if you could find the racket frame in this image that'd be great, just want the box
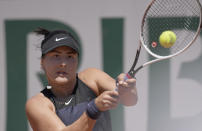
[127,0,202,78]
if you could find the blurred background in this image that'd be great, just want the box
[0,0,202,131]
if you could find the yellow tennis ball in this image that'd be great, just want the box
[159,31,176,48]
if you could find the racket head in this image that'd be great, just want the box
[140,0,202,59]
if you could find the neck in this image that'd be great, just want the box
[49,78,77,98]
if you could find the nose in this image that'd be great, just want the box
[60,62,66,67]
[60,58,67,67]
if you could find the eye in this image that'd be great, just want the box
[50,54,60,59]
[66,54,75,59]
[68,55,73,58]
[54,54,59,58]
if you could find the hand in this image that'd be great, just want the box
[95,90,119,111]
[116,73,136,95]
[116,73,138,106]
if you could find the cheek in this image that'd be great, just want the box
[73,59,79,69]
[68,60,78,71]
[42,61,56,74]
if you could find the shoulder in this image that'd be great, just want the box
[78,68,103,77]
[25,93,65,131]
[25,93,55,115]
[78,68,116,94]
[78,68,110,83]
[77,68,101,95]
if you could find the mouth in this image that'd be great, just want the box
[57,71,68,77]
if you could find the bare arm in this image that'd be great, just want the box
[79,68,138,107]
[96,70,138,106]
[25,94,96,131]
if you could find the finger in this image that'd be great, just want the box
[116,73,125,82]
[103,100,119,109]
[126,78,136,88]
[106,103,118,110]
[103,94,119,103]
[125,78,136,84]
[117,80,128,87]
[118,78,136,88]
[107,90,119,97]
[103,100,119,106]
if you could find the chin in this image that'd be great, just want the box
[55,77,69,84]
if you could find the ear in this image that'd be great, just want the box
[40,59,44,70]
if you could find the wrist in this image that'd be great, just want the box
[86,99,102,120]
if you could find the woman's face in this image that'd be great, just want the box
[41,46,78,85]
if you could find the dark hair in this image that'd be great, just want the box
[34,27,50,37]
[34,27,79,57]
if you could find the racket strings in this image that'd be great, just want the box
[172,31,194,53]
[141,0,201,57]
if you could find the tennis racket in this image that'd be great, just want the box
[124,0,202,80]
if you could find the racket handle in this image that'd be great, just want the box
[115,73,133,91]
[124,73,133,81]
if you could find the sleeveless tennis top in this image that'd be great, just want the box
[41,76,112,131]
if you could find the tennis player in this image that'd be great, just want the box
[25,28,138,131]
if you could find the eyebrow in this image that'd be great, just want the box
[50,50,76,54]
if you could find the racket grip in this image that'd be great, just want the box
[124,73,133,81]
[115,73,132,91]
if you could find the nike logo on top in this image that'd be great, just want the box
[55,37,67,42]
[64,97,73,106]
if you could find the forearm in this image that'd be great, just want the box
[30,111,96,131]
[26,94,99,131]
[62,112,96,131]
[62,100,100,131]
